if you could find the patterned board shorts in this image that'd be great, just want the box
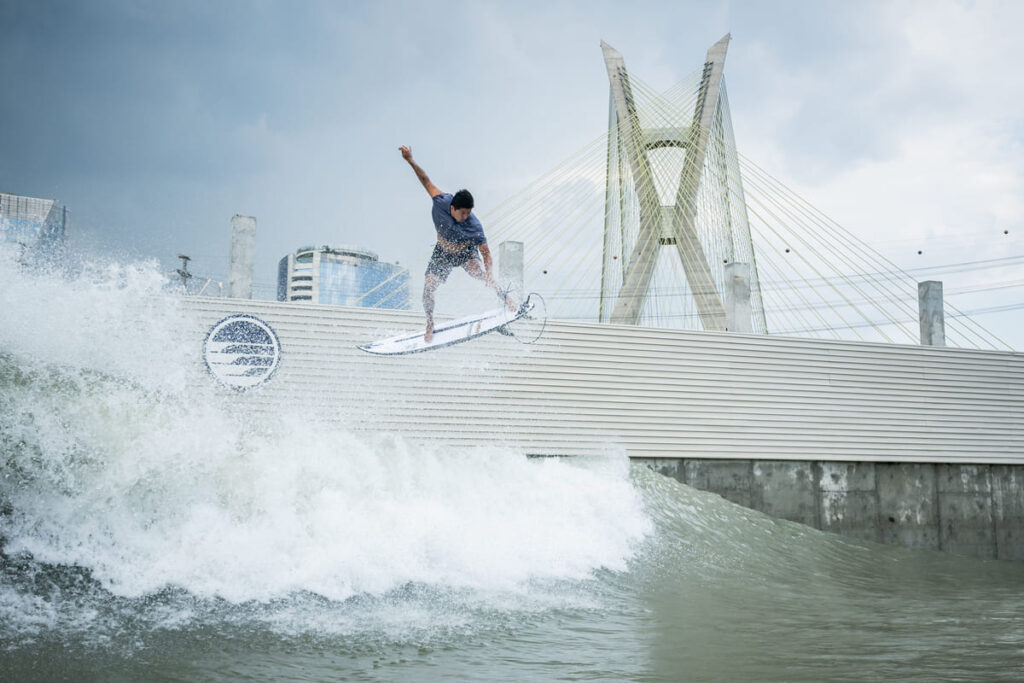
[425,243,481,282]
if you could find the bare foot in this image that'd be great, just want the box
[424,320,434,343]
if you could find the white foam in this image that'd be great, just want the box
[0,248,652,605]
[0,247,194,393]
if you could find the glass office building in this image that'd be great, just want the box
[277,245,410,309]
[1,192,67,249]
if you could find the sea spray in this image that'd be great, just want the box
[3,401,652,603]
[0,249,193,394]
[0,247,652,641]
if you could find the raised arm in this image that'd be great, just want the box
[398,146,442,198]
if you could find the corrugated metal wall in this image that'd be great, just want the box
[186,297,1024,464]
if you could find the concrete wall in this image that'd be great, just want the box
[639,458,1024,561]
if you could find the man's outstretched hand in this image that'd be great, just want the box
[400,146,441,197]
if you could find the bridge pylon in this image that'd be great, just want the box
[600,35,765,333]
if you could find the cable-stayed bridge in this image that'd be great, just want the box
[360,35,1011,351]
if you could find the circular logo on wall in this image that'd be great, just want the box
[203,315,282,390]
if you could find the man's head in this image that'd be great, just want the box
[449,189,474,222]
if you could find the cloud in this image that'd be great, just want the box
[729,2,1024,263]
[1,0,1021,345]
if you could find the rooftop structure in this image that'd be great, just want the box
[0,191,67,251]
[277,245,409,309]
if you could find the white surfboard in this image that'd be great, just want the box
[358,296,536,356]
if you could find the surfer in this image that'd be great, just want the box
[399,145,508,342]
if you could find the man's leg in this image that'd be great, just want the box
[464,258,518,311]
[423,273,441,342]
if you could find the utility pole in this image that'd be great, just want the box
[176,253,193,292]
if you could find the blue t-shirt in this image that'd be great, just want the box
[431,193,487,246]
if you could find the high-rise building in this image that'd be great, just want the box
[0,192,67,249]
[277,245,410,309]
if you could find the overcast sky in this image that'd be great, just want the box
[2,0,1022,347]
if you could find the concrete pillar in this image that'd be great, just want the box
[918,280,945,346]
[498,240,524,296]
[229,215,256,299]
[724,262,752,333]
[601,41,664,326]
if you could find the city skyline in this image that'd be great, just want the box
[1,0,1021,347]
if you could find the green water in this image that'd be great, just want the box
[3,466,1022,682]
[1,254,1021,681]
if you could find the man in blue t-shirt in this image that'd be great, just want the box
[399,145,506,342]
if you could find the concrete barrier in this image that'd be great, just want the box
[640,458,1024,561]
